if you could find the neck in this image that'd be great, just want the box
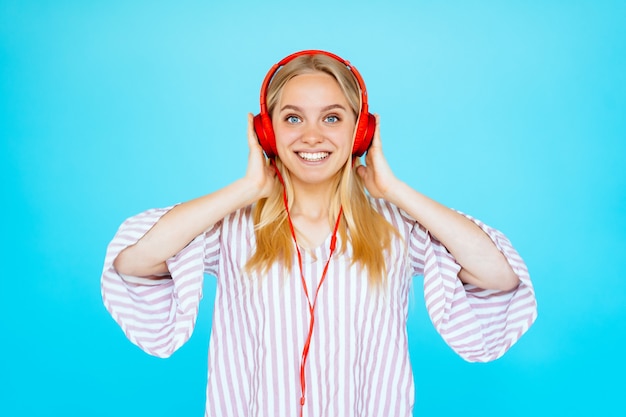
[271,159,342,222]
[290,181,336,220]
[286,184,344,251]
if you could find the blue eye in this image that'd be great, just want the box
[286,115,301,124]
[325,115,340,123]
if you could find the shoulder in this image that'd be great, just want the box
[368,197,415,225]
[219,204,255,228]
[366,197,420,241]
[202,205,255,239]
[205,205,255,250]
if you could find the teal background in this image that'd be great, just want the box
[1,1,624,416]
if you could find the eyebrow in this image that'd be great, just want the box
[279,104,348,113]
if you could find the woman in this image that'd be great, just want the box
[102,50,537,417]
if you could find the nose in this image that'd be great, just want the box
[300,122,324,145]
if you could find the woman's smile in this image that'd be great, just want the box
[297,151,330,162]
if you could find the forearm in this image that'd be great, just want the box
[386,181,519,291]
[114,178,260,277]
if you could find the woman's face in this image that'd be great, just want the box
[272,71,357,189]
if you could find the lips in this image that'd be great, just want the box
[297,151,330,162]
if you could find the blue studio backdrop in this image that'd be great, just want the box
[1,1,624,416]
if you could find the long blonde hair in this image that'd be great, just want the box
[245,54,398,286]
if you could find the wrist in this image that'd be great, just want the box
[233,177,262,206]
[381,177,405,203]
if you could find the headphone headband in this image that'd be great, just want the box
[254,50,376,158]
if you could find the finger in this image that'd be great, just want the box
[266,164,277,178]
[247,113,256,142]
[247,113,263,151]
[356,164,365,179]
[365,114,382,159]
[371,113,382,148]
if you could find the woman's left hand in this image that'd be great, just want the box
[359,116,519,291]
[356,115,400,199]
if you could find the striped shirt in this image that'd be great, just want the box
[101,198,537,417]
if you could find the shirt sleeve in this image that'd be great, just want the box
[408,212,537,362]
[100,206,221,358]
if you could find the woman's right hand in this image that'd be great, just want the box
[244,113,276,200]
[114,114,277,278]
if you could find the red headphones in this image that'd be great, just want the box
[253,50,376,158]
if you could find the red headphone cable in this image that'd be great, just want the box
[272,161,343,416]
[292,208,342,416]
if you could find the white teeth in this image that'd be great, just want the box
[298,152,329,161]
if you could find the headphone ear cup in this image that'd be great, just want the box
[253,113,276,158]
[352,113,376,156]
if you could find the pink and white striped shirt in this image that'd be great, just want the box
[101,198,536,417]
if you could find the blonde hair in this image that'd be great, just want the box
[245,54,398,286]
